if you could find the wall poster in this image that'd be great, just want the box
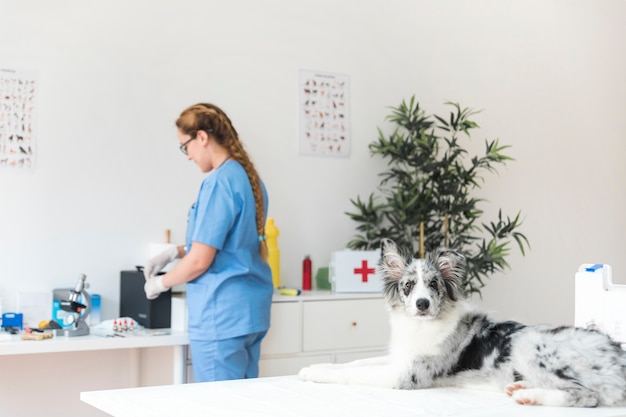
[0,68,38,170]
[298,69,350,157]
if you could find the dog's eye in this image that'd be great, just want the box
[403,281,414,295]
[429,280,438,289]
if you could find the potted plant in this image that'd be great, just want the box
[346,96,530,296]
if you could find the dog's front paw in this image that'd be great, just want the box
[506,381,542,405]
[505,380,528,396]
[509,387,591,407]
[298,363,336,383]
[511,389,539,406]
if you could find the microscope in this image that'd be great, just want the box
[58,274,92,337]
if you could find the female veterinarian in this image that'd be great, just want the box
[143,103,273,382]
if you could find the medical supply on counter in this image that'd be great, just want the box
[302,255,312,291]
[21,328,53,340]
[90,294,101,325]
[279,288,301,296]
[315,267,331,290]
[90,317,142,337]
[2,312,23,330]
[111,318,135,333]
[330,250,384,293]
[38,319,61,330]
[265,218,280,288]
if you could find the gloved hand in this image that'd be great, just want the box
[144,275,168,300]
[143,246,179,280]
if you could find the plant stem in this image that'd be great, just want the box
[444,213,449,247]
[419,221,425,259]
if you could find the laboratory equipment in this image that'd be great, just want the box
[57,273,92,337]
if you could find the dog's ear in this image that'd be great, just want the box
[433,247,465,301]
[379,238,406,280]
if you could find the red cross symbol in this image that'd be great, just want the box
[354,260,376,283]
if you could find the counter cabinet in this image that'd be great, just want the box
[259,291,390,377]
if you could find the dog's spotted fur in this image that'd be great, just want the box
[299,239,626,407]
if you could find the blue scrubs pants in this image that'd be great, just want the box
[190,330,268,382]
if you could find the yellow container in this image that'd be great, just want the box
[265,218,280,288]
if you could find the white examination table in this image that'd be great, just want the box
[81,375,626,417]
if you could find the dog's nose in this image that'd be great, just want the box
[416,298,430,311]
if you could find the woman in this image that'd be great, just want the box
[143,103,273,382]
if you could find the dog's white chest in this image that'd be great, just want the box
[388,310,460,358]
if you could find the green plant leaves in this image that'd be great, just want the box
[345,97,530,296]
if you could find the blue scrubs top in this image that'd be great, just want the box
[185,160,273,341]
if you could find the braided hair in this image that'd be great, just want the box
[175,103,268,261]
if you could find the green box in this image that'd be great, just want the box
[315,267,331,290]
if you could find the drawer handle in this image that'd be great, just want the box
[351,322,357,327]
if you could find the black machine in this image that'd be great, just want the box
[120,267,171,329]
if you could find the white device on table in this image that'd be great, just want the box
[575,263,626,345]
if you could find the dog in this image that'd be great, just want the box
[299,239,626,407]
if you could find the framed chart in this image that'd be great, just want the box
[0,68,38,170]
[298,69,350,157]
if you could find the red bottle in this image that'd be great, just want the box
[302,255,312,291]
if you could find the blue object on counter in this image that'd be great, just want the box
[2,312,23,330]
[585,264,604,272]
[90,294,101,325]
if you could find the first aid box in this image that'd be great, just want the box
[329,250,384,293]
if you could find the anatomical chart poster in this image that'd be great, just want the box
[298,69,350,157]
[0,68,37,170]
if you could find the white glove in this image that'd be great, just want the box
[144,246,179,280]
[144,275,168,300]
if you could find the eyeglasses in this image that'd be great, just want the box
[179,135,196,155]
[179,129,213,155]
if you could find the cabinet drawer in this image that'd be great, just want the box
[302,298,389,352]
[261,302,301,356]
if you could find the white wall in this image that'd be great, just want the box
[1,0,625,329]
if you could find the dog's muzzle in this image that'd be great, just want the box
[416,298,430,312]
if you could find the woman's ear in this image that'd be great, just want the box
[196,129,211,144]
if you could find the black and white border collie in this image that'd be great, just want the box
[299,239,626,407]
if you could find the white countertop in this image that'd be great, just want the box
[271,289,384,302]
[0,330,189,356]
[0,290,377,355]
[81,375,626,417]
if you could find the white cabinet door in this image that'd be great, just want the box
[302,298,389,351]
[261,302,301,356]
